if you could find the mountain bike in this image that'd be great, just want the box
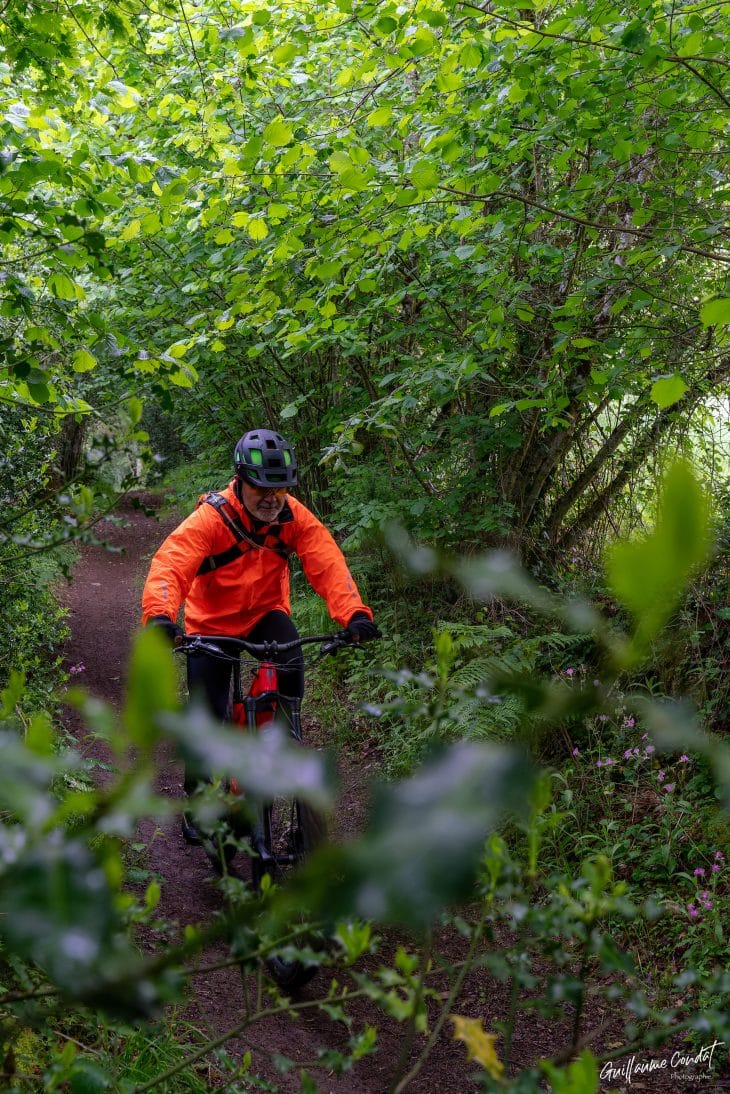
[175,630,354,990]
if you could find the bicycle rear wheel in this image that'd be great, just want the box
[251,796,326,991]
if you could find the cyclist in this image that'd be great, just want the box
[141,428,379,843]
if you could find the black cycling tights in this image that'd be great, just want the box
[186,609,305,722]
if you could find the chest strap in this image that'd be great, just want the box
[196,492,292,576]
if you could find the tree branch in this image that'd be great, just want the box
[438,185,730,264]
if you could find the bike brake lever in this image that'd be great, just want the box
[175,637,227,658]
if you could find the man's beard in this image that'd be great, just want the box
[249,497,284,522]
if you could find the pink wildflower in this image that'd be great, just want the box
[693,868,705,877]
[645,745,655,755]
[679,754,690,763]
[598,714,608,722]
[596,760,603,768]
[69,662,86,675]
[572,747,580,757]
[687,904,699,919]
[663,784,675,793]
[657,770,665,782]
[625,717,636,728]
[633,748,640,756]
[624,749,633,760]
[711,864,721,873]
[604,757,614,766]
[565,667,575,677]
[714,851,724,861]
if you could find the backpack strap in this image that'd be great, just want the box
[196,492,292,576]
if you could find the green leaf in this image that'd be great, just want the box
[606,462,712,658]
[247,218,268,241]
[409,28,438,56]
[48,272,82,300]
[329,149,352,174]
[126,396,143,425]
[72,348,97,373]
[459,42,482,69]
[699,297,730,327]
[272,43,298,64]
[541,1049,599,1093]
[366,106,393,127]
[263,118,293,148]
[67,1058,114,1092]
[650,374,688,409]
[168,367,196,388]
[410,158,439,191]
[123,628,179,750]
[120,219,141,241]
[26,711,54,755]
[375,16,398,33]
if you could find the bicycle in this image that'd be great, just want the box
[174,629,356,990]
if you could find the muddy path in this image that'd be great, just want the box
[58,493,686,1093]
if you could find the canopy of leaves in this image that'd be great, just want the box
[1,0,728,559]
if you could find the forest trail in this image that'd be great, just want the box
[58,491,637,1093]
[57,491,481,1092]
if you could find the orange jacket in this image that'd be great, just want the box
[141,483,372,635]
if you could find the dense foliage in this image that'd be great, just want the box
[2,0,729,550]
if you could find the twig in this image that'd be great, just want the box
[438,185,730,264]
[387,931,433,1094]
[132,988,370,1092]
[394,920,484,1093]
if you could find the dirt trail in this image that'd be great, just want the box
[58,493,483,1091]
[58,493,689,1093]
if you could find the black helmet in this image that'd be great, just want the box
[234,429,298,488]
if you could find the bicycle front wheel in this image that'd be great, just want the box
[251,796,326,991]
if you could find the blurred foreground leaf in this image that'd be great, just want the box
[160,706,336,809]
[0,835,175,1016]
[0,729,81,831]
[540,1049,599,1092]
[123,627,179,750]
[606,461,712,661]
[286,741,534,928]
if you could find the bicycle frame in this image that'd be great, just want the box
[230,657,305,878]
[176,632,348,881]
[230,657,303,742]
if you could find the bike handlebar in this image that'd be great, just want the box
[174,631,356,660]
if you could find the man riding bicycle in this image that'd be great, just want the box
[141,428,379,843]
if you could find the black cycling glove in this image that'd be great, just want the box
[147,614,182,644]
[345,612,381,643]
